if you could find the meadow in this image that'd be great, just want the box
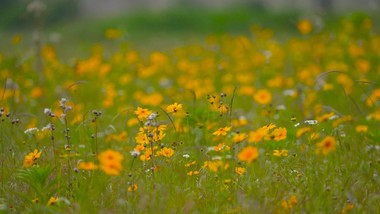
[0,10,379,213]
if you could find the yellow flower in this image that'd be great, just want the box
[316,112,335,123]
[32,198,39,203]
[212,126,232,137]
[185,160,196,167]
[238,146,259,164]
[341,204,354,214]
[22,158,35,168]
[77,162,98,170]
[271,127,287,142]
[203,160,229,172]
[281,195,297,210]
[100,162,123,176]
[273,150,288,157]
[160,147,174,158]
[296,127,311,138]
[233,133,247,143]
[47,196,59,206]
[12,34,22,45]
[128,184,138,192]
[298,19,313,35]
[262,123,276,130]
[317,136,337,155]
[134,107,152,120]
[166,102,183,115]
[98,149,124,175]
[235,167,245,175]
[98,149,124,164]
[356,125,368,133]
[248,128,268,143]
[26,149,42,160]
[253,89,272,105]
[30,87,43,98]
[104,29,122,39]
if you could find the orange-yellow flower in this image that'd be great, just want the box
[317,136,337,155]
[166,102,183,115]
[356,125,368,133]
[298,19,313,35]
[281,195,297,209]
[26,149,42,160]
[47,196,59,206]
[128,184,138,192]
[160,147,174,158]
[235,167,245,175]
[316,112,335,123]
[233,133,247,143]
[248,128,268,143]
[238,146,259,164]
[271,127,287,141]
[98,149,124,175]
[253,89,272,105]
[296,127,311,138]
[134,107,152,120]
[212,126,232,137]
[77,162,98,170]
[273,150,288,157]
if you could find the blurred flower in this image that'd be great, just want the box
[105,29,123,39]
[235,167,245,175]
[254,89,272,105]
[281,195,297,209]
[47,196,58,206]
[356,125,368,133]
[271,127,287,141]
[77,162,98,170]
[298,19,313,35]
[316,136,337,155]
[248,128,268,143]
[98,149,124,175]
[273,150,288,157]
[12,34,22,45]
[238,146,258,164]
[128,184,138,192]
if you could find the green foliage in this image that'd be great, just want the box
[15,166,58,208]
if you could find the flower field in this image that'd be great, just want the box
[0,12,379,213]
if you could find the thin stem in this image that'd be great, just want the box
[64,117,72,197]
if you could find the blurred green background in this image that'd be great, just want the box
[1,0,379,58]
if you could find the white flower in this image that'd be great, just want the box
[64,106,72,113]
[41,123,53,131]
[60,113,66,118]
[183,154,190,158]
[276,105,286,110]
[329,115,339,120]
[59,98,67,106]
[304,120,318,125]
[211,156,222,160]
[24,128,39,135]
[294,123,300,127]
[130,150,140,157]
[44,108,52,115]
[283,89,296,96]
[147,113,157,120]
